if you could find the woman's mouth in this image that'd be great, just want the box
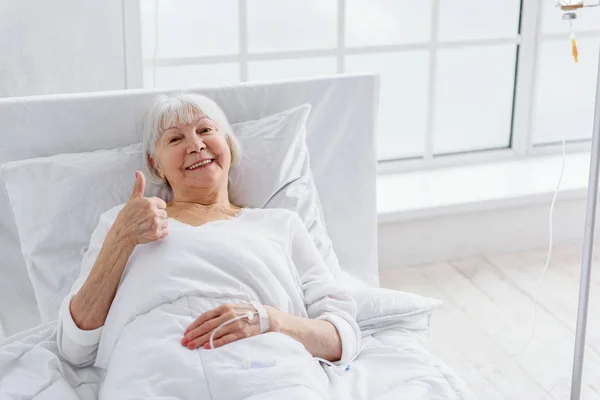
[185,159,214,170]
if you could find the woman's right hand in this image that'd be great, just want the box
[113,171,169,246]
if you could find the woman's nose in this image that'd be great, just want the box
[186,136,206,153]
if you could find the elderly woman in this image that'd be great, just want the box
[56,94,360,399]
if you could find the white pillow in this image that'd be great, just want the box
[338,271,442,335]
[228,104,340,277]
[1,104,340,322]
[352,287,442,334]
[0,144,163,322]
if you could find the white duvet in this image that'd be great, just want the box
[0,322,474,400]
[0,205,474,399]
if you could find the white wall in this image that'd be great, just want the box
[0,0,127,98]
[378,195,589,269]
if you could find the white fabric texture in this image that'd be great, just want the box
[228,104,342,278]
[0,76,380,336]
[0,322,474,400]
[1,105,340,323]
[0,145,163,322]
[352,287,442,335]
[57,205,360,398]
[337,270,443,336]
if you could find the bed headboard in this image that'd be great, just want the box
[0,73,380,304]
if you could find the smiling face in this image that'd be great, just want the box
[149,113,232,197]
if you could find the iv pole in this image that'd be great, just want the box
[558,2,600,398]
[570,44,600,399]
[553,2,600,398]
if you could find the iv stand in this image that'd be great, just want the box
[569,45,600,400]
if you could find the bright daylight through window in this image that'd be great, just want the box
[139,0,598,164]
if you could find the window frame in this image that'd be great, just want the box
[123,0,594,174]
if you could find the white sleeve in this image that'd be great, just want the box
[56,212,112,367]
[288,213,361,366]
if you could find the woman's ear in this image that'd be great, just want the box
[149,155,165,180]
[148,154,157,171]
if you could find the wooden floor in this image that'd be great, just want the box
[379,244,600,400]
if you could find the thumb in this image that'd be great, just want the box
[130,171,146,199]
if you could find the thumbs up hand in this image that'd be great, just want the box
[115,171,169,246]
[130,170,146,200]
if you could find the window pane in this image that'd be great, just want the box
[346,51,429,160]
[140,0,157,61]
[248,57,337,81]
[153,63,239,89]
[143,65,155,89]
[433,44,516,154]
[345,0,431,47]
[439,0,520,41]
[532,38,600,145]
[247,0,337,53]
[140,0,238,59]
[542,1,600,35]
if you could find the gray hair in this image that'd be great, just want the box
[141,93,242,185]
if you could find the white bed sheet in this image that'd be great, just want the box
[0,322,473,400]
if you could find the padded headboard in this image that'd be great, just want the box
[0,73,380,305]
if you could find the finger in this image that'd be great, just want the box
[184,317,242,349]
[150,197,167,210]
[210,333,244,349]
[157,209,168,219]
[185,305,226,335]
[158,226,168,239]
[130,171,146,200]
[183,313,231,345]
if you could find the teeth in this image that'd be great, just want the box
[187,159,212,170]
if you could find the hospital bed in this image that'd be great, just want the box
[0,74,473,399]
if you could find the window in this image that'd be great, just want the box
[132,0,600,166]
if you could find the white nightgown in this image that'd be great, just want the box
[56,205,360,400]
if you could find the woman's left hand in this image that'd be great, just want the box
[181,303,279,350]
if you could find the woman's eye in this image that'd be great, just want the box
[198,128,211,134]
[168,137,180,144]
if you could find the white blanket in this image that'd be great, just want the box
[0,322,104,400]
[0,206,474,399]
[0,322,474,399]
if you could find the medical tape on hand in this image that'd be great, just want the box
[208,301,270,349]
[250,300,270,334]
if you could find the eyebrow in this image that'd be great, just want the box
[164,116,209,132]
